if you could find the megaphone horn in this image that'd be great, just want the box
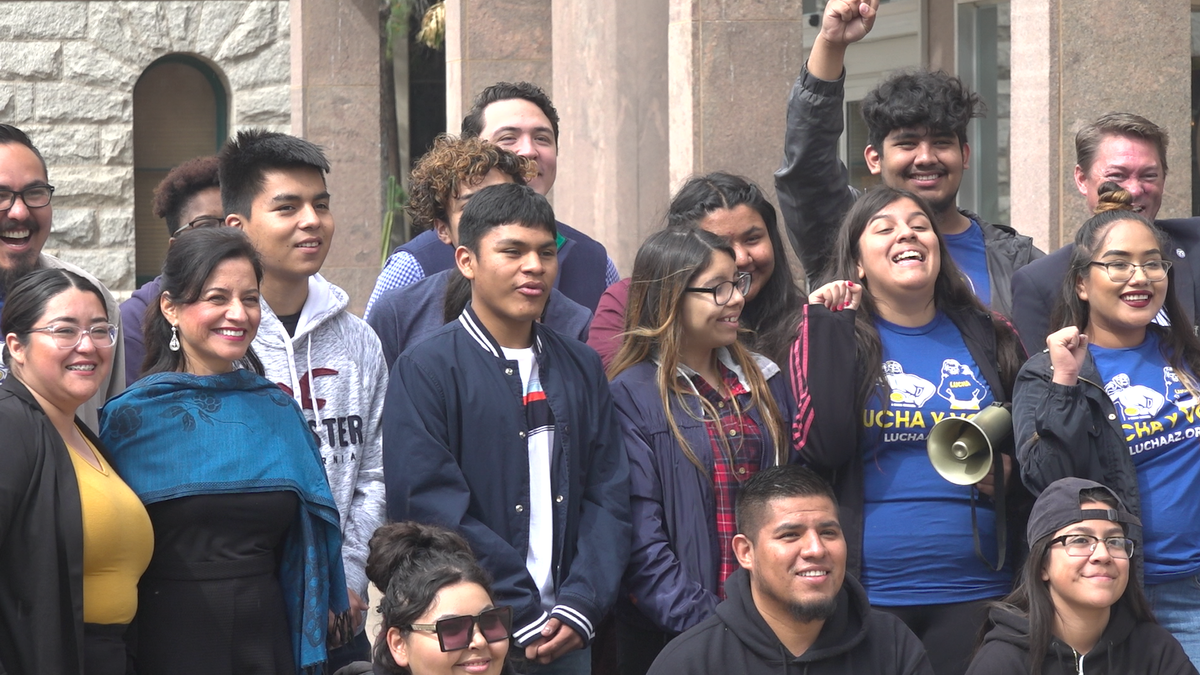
[926,402,1012,486]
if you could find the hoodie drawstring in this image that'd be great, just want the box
[305,333,320,440]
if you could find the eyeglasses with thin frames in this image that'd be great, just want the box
[684,272,752,306]
[174,215,225,236]
[27,324,118,349]
[0,185,54,211]
[1048,533,1135,559]
[1088,260,1171,283]
[408,606,513,652]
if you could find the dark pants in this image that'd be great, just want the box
[326,630,372,674]
[84,623,131,675]
[615,618,676,675]
[878,599,991,675]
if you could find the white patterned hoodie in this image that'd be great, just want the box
[253,274,388,604]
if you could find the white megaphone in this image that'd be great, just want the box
[926,402,1012,485]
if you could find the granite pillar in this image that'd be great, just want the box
[291,0,384,315]
[1011,0,1192,251]
[551,0,670,274]
[445,0,552,133]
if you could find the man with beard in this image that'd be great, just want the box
[646,466,932,675]
[0,124,123,430]
[775,0,1041,317]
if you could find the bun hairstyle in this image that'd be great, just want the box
[1053,181,1200,405]
[367,522,495,674]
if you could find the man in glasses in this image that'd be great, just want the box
[384,183,630,675]
[0,123,124,431]
[648,465,933,675]
[119,155,223,384]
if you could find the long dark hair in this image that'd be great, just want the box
[1053,182,1200,400]
[985,487,1154,675]
[668,172,805,364]
[366,522,499,674]
[2,268,107,368]
[824,186,1024,408]
[608,228,787,475]
[142,227,265,376]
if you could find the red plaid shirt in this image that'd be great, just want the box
[688,363,764,599]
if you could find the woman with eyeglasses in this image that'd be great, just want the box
[606,227,791,675]
[966,477,1196,675]
[0,268,152,675]
[356,521,511,675]
[1013,183,1200,664]
[791,186,1028,675]
[98,227,348,675]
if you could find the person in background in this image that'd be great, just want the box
[587,172,805,368]
[367,135,590,368]
[220,129,388,669]
[367,81,618,316]
[792,186,1027,675]
[0,268,151,675]
[607,227,793,675]
[120,155,223,384]
[967,477,1195,675]
[99,227,349,674]
[1013,184,1200,665]
[645,465,933,675]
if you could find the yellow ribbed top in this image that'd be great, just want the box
[68,436,154,625]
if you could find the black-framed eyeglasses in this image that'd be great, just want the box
[408,606,512,652]
[27,323,118,349]
[174,215,225,236]
[1088,260,1172,282]
[1049,534,1135,560]
[0,185,54,211]
[685,272,752,306]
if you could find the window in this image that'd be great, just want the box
[956,1,1010,226]
[132,55,227,286]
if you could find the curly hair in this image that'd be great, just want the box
[152,155,221,235]
[861,69,986,151]
[407,134,536,232]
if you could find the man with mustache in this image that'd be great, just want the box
[0,124,124,431]
[775,0,1041,317]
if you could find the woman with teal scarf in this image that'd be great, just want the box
[99,227,349,675]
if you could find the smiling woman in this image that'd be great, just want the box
[0,268,152,675]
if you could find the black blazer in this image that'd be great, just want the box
[1009,217,1200,354]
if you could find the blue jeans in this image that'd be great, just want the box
[513,646,592,675]
[1145,574,1200,667]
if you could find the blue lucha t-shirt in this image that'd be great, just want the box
[1091,332,1200,583]
[859,312,1012,606]
[943,219,991,306]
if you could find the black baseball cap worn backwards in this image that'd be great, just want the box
[1027,477,1141,545]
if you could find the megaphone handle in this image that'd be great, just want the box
[970,452,1007,572]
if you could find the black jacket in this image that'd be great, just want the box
[1009,217,1200,354]
[773,65,1043,317]
[647,568,933,675]
[0,377,113,675]
[966,602,1196,675]
[789,303,1027,576]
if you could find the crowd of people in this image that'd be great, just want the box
[2,1,1200,674]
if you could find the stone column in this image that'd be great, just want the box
[551,0,670,273]
[444,0,552,133]
[667,0,805,275]
[1010,0,1192,252]
[291,0,384,315]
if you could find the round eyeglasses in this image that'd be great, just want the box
[1088,260,1171,283]
[27,323,118,349]
[684,272,752,306]
[0,185,54,211]
[1048,533,1135,559]
[407,605,513,652]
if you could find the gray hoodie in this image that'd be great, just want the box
[253,274,388,601]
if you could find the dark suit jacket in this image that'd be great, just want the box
[1010,217,1200,354]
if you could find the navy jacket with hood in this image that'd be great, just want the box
[646,568,933,675]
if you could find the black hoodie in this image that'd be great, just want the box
[646,568,932,675]
[966,602,1197,675]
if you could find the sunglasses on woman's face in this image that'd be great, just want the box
[408,605,513,652]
